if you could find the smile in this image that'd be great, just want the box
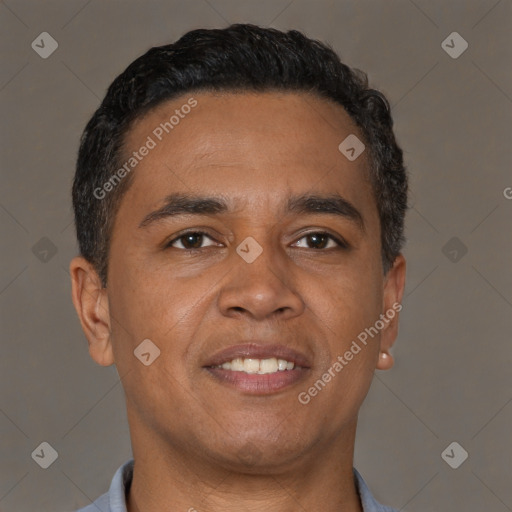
[213,357,297,374]
[203,343,311,395]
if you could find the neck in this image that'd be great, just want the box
[125,419,363,512]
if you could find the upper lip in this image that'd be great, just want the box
[204,342,312,368]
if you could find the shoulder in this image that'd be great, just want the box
[353,467,400,512]
[74,492,110,512]
[73,459,134,512]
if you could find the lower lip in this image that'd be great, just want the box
[205,367,309,395]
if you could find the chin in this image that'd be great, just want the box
[206,432,311,474]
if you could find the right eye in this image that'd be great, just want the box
[166,231,219,250]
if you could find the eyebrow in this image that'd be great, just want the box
[138,192,364,231]
[288,193,364,231]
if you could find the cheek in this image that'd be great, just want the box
[106,254,212,369]
[316,257,383,341]
[109,245,182,327]
[106,263,201,413]
[303,274,382,426]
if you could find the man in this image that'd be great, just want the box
[70,23,407,512]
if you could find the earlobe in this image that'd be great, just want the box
[69,257,115,366]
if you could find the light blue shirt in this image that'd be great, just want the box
[75,459,398,512]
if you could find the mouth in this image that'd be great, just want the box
[213,357,297,373]
[203,343,311,395]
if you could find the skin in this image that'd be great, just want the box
[70,91,406,512]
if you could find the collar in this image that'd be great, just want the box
[78,459,397,512]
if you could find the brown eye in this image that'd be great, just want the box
[293,232,348,250]
[306,233,329,249]
[168,232,217,250]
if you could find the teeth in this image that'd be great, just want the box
[244,358,260,374]
[258,358,278,374]
[216,357,296,374]
[231,358,244,371]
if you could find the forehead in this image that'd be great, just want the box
[118,91,375,220]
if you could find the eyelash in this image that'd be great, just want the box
[165,230,349,251]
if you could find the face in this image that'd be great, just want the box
[71,91,405,473]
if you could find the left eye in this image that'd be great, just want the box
[168,232,218,250]
[293,232,345,250]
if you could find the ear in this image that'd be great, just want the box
[376,253,406,370]
[70,256,114,366]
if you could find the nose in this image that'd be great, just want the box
[217,241,305,322]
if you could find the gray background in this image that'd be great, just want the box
[1,0,511,511]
